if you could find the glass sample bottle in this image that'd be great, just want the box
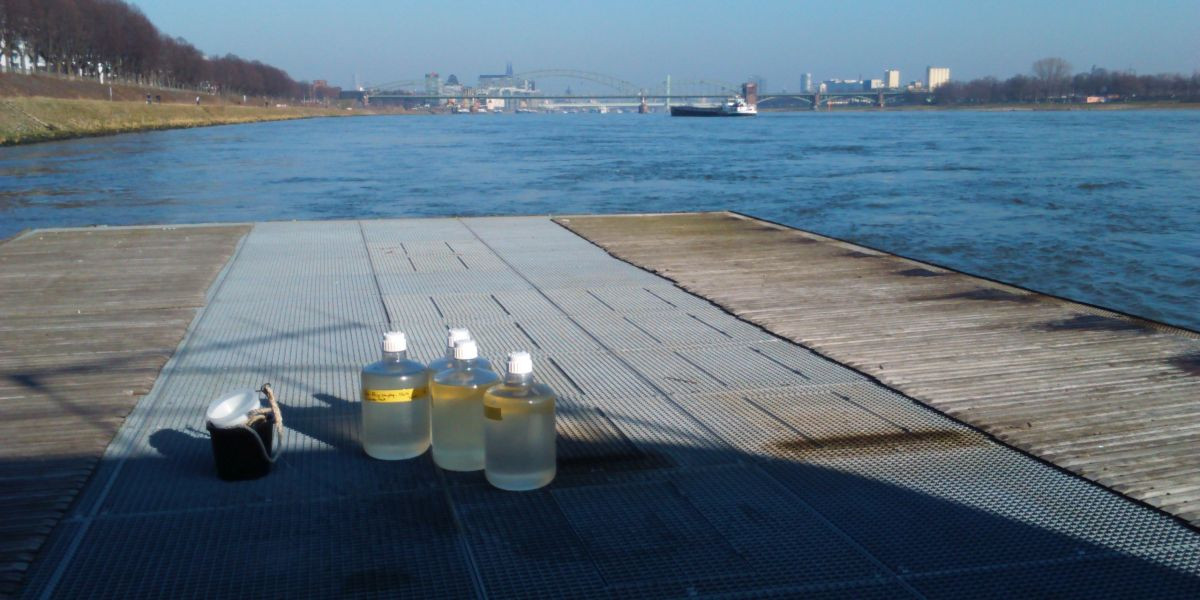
[430,339,500,471]
[483,351,556,490]
[360,331,430,460]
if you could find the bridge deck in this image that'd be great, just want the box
[558,212,1200,527]
[7,217,1200,598]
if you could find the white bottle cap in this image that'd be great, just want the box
[446,327,471,348]
[382,331,407,353]
[507,351,533,375]
[453,339,478,360]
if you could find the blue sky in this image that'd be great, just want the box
[133,0,1199,90]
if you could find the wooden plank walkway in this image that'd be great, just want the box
[0,225,248,596]
[558,212,1200,527]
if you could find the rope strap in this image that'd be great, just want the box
[242,383,283,462]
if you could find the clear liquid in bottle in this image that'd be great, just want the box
[484,351,556,491]
[361,331,429,460]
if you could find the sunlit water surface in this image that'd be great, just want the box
[1,111,1197,328]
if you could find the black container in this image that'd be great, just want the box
[206,414,276,481]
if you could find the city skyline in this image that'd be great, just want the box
[131,0,1198,90]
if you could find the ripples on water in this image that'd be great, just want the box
[1,111,1197,329]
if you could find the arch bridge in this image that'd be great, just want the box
[366,69,748,98]
[512,69,645,95]
[365,80,421,94]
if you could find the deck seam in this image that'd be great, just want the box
[459,217,925,597]
[552,215,1200,535]
[359,219,489,599]
[33,226,252,600]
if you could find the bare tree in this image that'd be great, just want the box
[0,0,305,97]
[1032,57,1073,100]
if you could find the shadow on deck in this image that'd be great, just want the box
[15,395,1200,599]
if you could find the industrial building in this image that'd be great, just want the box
[884,69,901,89]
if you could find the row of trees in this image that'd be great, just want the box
[0,0,305,98]
[932,58,1200,105]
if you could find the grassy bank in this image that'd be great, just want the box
[0,96,356,145]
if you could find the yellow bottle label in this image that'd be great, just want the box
[363,388,426,403]
[484,405,502,421]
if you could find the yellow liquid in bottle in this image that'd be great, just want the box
[431,365,498,471]
[483,381,556,490]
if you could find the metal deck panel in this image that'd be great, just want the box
[19,217,1200,599]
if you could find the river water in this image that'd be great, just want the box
[1,110,1197,329]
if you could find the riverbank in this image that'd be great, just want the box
[0,96,363,145]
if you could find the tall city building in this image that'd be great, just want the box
[884,69,900,89]
[425,72,441,95]
[742,82,758,106]
[478,63,534,92]
[801,73,813,93]
[475,62,536,107]
[424,72,442,104]
[926,67,950,90]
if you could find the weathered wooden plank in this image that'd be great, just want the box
[559,211,1200,529]
[0,225,247,596]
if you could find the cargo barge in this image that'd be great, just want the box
[670,96,757,117]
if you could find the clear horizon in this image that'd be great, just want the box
[133,0,1199,90]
